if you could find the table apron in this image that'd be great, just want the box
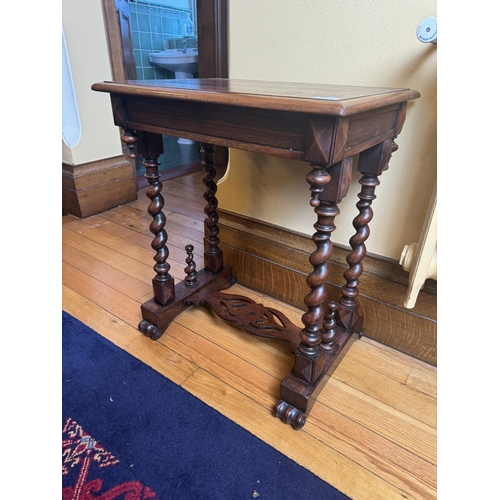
[112,94,404,165]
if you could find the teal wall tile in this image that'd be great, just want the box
[139,32,153,50]
[129,1,196,81]
[140,50,152,67]
[150,14,162,35]
[143,67,155,79]
[137,13,150,32]
[136,67,144,80]
[162,17,173,35]
[152,33,163,51]
[132,30,140,48]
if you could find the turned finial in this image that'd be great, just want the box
[121,129,139,159]
[322,301,338,350]
[184,245,199,287]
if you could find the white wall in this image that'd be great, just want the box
[219,0,437,261]
[62,0,123,165]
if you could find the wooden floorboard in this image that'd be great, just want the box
[62,170,437,500]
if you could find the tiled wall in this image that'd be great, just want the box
[129,0,196,79]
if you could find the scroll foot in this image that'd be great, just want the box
[138,320,163,340]
[274,400,307,430]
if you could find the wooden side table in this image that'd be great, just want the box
[92,79,420,429]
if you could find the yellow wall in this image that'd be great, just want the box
[62,0,123,165]
[61,0,436,261]
[219,0,437,261]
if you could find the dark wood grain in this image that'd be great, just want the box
[92,79,419,116]
[196,0,228,79]
[92,78,420,427]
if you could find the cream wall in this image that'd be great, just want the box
[219,0,437,261]
[62,0,123,165]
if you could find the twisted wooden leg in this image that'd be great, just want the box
[201,143,224,274]
[336,173,379,331]
[139,133,175,306]
[338,139,396,332]
[275,158,356,427]
[292,163,340,384]
[136,139,235,339]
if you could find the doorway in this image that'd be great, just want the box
[101,0,228,188]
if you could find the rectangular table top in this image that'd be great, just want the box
[92,78,420,117]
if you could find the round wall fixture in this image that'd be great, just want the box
[417,17,437,44]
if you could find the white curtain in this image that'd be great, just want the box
[62,27,82,148]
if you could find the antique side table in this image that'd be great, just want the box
[92,79,419,429]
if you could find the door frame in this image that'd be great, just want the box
[196,0,228,78]
[100,0,229,186]
[101,0,228,80]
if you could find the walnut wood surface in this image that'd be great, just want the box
[92,78,420,428]
[92,79,419,116]
[94,79,418,168]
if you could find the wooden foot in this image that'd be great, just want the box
[274,401,307,430]
[275,328,357,428]
[138,320,163,340]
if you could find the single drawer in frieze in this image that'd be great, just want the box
[122,95,309,159]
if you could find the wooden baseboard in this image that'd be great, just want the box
[62,155,137,218]
[217,211,437,366]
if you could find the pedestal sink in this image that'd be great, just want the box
[149,48,198,79]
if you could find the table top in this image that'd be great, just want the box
[92,78,420,117]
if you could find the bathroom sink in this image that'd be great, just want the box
[149,48,198,78]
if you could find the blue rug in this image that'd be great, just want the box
[62,311,350,499]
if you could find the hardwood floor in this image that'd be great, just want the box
[62,171,437,500]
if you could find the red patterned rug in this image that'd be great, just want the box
[63,417,158,499]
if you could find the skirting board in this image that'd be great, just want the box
[217,210,437,366]
[62,155,137,218]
